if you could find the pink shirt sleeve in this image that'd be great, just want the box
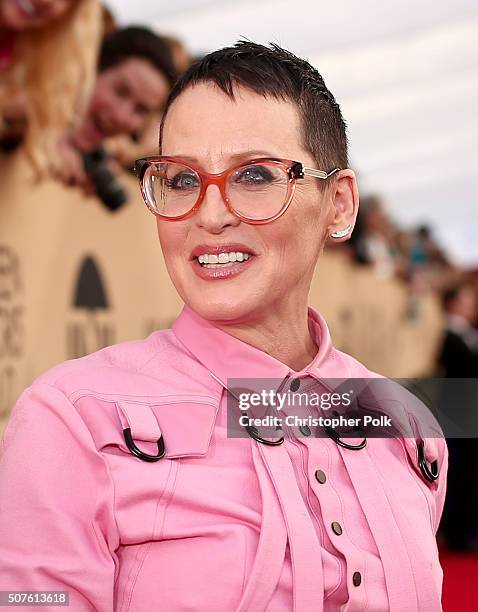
[0,383,118,611]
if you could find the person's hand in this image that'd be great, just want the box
[106,134,136,168]
[55,136,95,196]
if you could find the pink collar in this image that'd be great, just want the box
[172,304,335,388]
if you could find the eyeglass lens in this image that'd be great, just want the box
[143,161,291,220]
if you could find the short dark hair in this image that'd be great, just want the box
[98,27,177,86]
[159,40,348,178]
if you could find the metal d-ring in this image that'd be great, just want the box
[417,439,439,482]
[325,426,367,450]
[245,425,284,446]
[123,427,166,462]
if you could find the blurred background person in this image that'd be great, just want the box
[437,280,478,553]
[438,280,478,377]
[408,224,451,287]
[56,26,177,208]
[350,195,399,279]
[0,0,102,175]
[106,32,192,170]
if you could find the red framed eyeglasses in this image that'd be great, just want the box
[134,156,340,224]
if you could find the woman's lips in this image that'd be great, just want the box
[191,255,255,280]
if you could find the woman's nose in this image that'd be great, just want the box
[195,184,241,233]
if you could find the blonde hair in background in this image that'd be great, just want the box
[1,0,102,178]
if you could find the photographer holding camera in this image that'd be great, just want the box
[57,26,176,210]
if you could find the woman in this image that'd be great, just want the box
[0,41,447,611]
[0,0,101,174]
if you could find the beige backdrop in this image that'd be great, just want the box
[0,150,444,434]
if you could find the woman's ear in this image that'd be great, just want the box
[326,169,359,242]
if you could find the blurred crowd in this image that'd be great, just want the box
[2,0,478,554]
[2,0,476,326]
[0,0,192,207]
[329,191,466,292]
[328,192,478,375]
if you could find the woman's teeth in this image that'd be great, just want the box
[197,252,251,268]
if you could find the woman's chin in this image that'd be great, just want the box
[186,295,260,325]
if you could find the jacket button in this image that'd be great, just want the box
[353,571,362,587]
[315,469,327,484]
[331,521,343,536]
[299,424,311,436]
[290,378,301,392]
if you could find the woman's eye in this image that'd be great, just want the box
[235,165,274,185]
[169,172,199,190]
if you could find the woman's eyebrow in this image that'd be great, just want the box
[170,150,280,164]
[228,150,279,162]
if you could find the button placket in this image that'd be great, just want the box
[305,438,368,610]
[287,376,319,438]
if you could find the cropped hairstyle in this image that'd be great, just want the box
[159,40,348,182]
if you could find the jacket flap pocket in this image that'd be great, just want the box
[77,396,219,459]
[116,400,218,459]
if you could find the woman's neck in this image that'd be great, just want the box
[212,304,318,372]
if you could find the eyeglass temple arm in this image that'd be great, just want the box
[134,158,149,179]
[302,166,341,180]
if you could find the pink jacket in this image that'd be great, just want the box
[0,305,448,612]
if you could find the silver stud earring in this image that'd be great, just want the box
[330,224,353,239]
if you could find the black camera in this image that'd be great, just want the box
[82,147,129,212]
